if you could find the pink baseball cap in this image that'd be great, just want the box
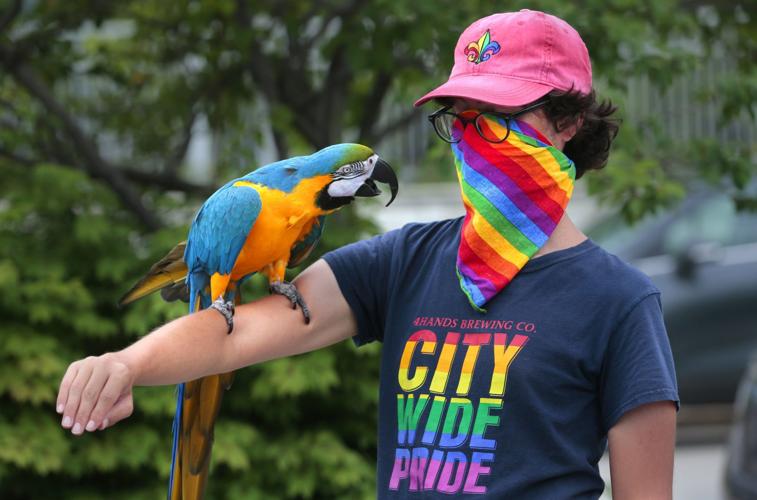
[414,10,592,108]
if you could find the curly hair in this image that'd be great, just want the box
[541,89,620,179]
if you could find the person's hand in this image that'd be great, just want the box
[56,353,136,435]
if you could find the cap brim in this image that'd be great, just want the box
[414,74,553,108]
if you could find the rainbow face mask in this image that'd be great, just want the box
[451,114,576,311]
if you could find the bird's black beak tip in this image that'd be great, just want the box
[371,158,398,207]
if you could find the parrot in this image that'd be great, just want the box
[118,143,398,500]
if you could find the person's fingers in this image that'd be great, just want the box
[87,365,131,432]
[56,361,80,415]
[71,363,111,435]
[61,359,94,430]
[99,391,134,430]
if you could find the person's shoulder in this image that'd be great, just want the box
[580,240,660,300]
[551,240,662,334]
[324,217,461,265]
[385,217,462,245]
[366,217,462,272]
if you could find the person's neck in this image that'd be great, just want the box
[532,213,587,259]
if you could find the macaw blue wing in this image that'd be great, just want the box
[288,215,326,268]
[184,183,262,305]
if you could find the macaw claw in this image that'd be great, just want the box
[210,296,235,334]
[270,281,311,324]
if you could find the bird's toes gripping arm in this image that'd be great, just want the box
[210,295,235,334]
[269,281,311,324]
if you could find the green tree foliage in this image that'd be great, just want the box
[0,163,181,498]
[0,161,381,499]
[0,0,753,498]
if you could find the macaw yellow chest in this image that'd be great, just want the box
[229,178,331,280]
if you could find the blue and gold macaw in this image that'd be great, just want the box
[118,143,398,500]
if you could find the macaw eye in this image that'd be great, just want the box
[334,161,366,179]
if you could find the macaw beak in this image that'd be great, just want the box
[355,158,399,206]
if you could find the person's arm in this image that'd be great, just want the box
[608,400,677,500]
[56,259,355,435]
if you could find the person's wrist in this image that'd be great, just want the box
[106,349,140,386]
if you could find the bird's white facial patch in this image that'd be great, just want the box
[327,154,378,197]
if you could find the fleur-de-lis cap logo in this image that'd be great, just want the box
[464,29,501,65]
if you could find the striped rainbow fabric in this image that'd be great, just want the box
[451,117,576,311]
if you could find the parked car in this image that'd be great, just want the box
[589,188,757,405]
[725,353,757,499]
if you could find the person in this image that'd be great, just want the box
[56,9,678,499]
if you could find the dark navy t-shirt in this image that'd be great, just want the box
[323,217,678,499]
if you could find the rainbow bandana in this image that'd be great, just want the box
[451,115,576,311]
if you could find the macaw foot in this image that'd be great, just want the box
[210,295,235,334]
[270,281,311,324]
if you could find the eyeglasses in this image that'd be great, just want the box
[427,100,548,144]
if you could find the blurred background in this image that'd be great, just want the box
[0,1,754,499]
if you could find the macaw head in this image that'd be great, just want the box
[243,143,399,210]
[306,143,399,211]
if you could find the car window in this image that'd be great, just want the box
[731,209,757,246]
[588,192,757,259]
[663,195,736,254]
[588,211,666,259]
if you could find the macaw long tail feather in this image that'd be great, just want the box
[169,373,235,500]
[168,382,184,500]
[168,291,237,500]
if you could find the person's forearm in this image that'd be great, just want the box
[112,261,356,386]
[57,260,355,434]
[114,306,232,386]
[115,293,311,386]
